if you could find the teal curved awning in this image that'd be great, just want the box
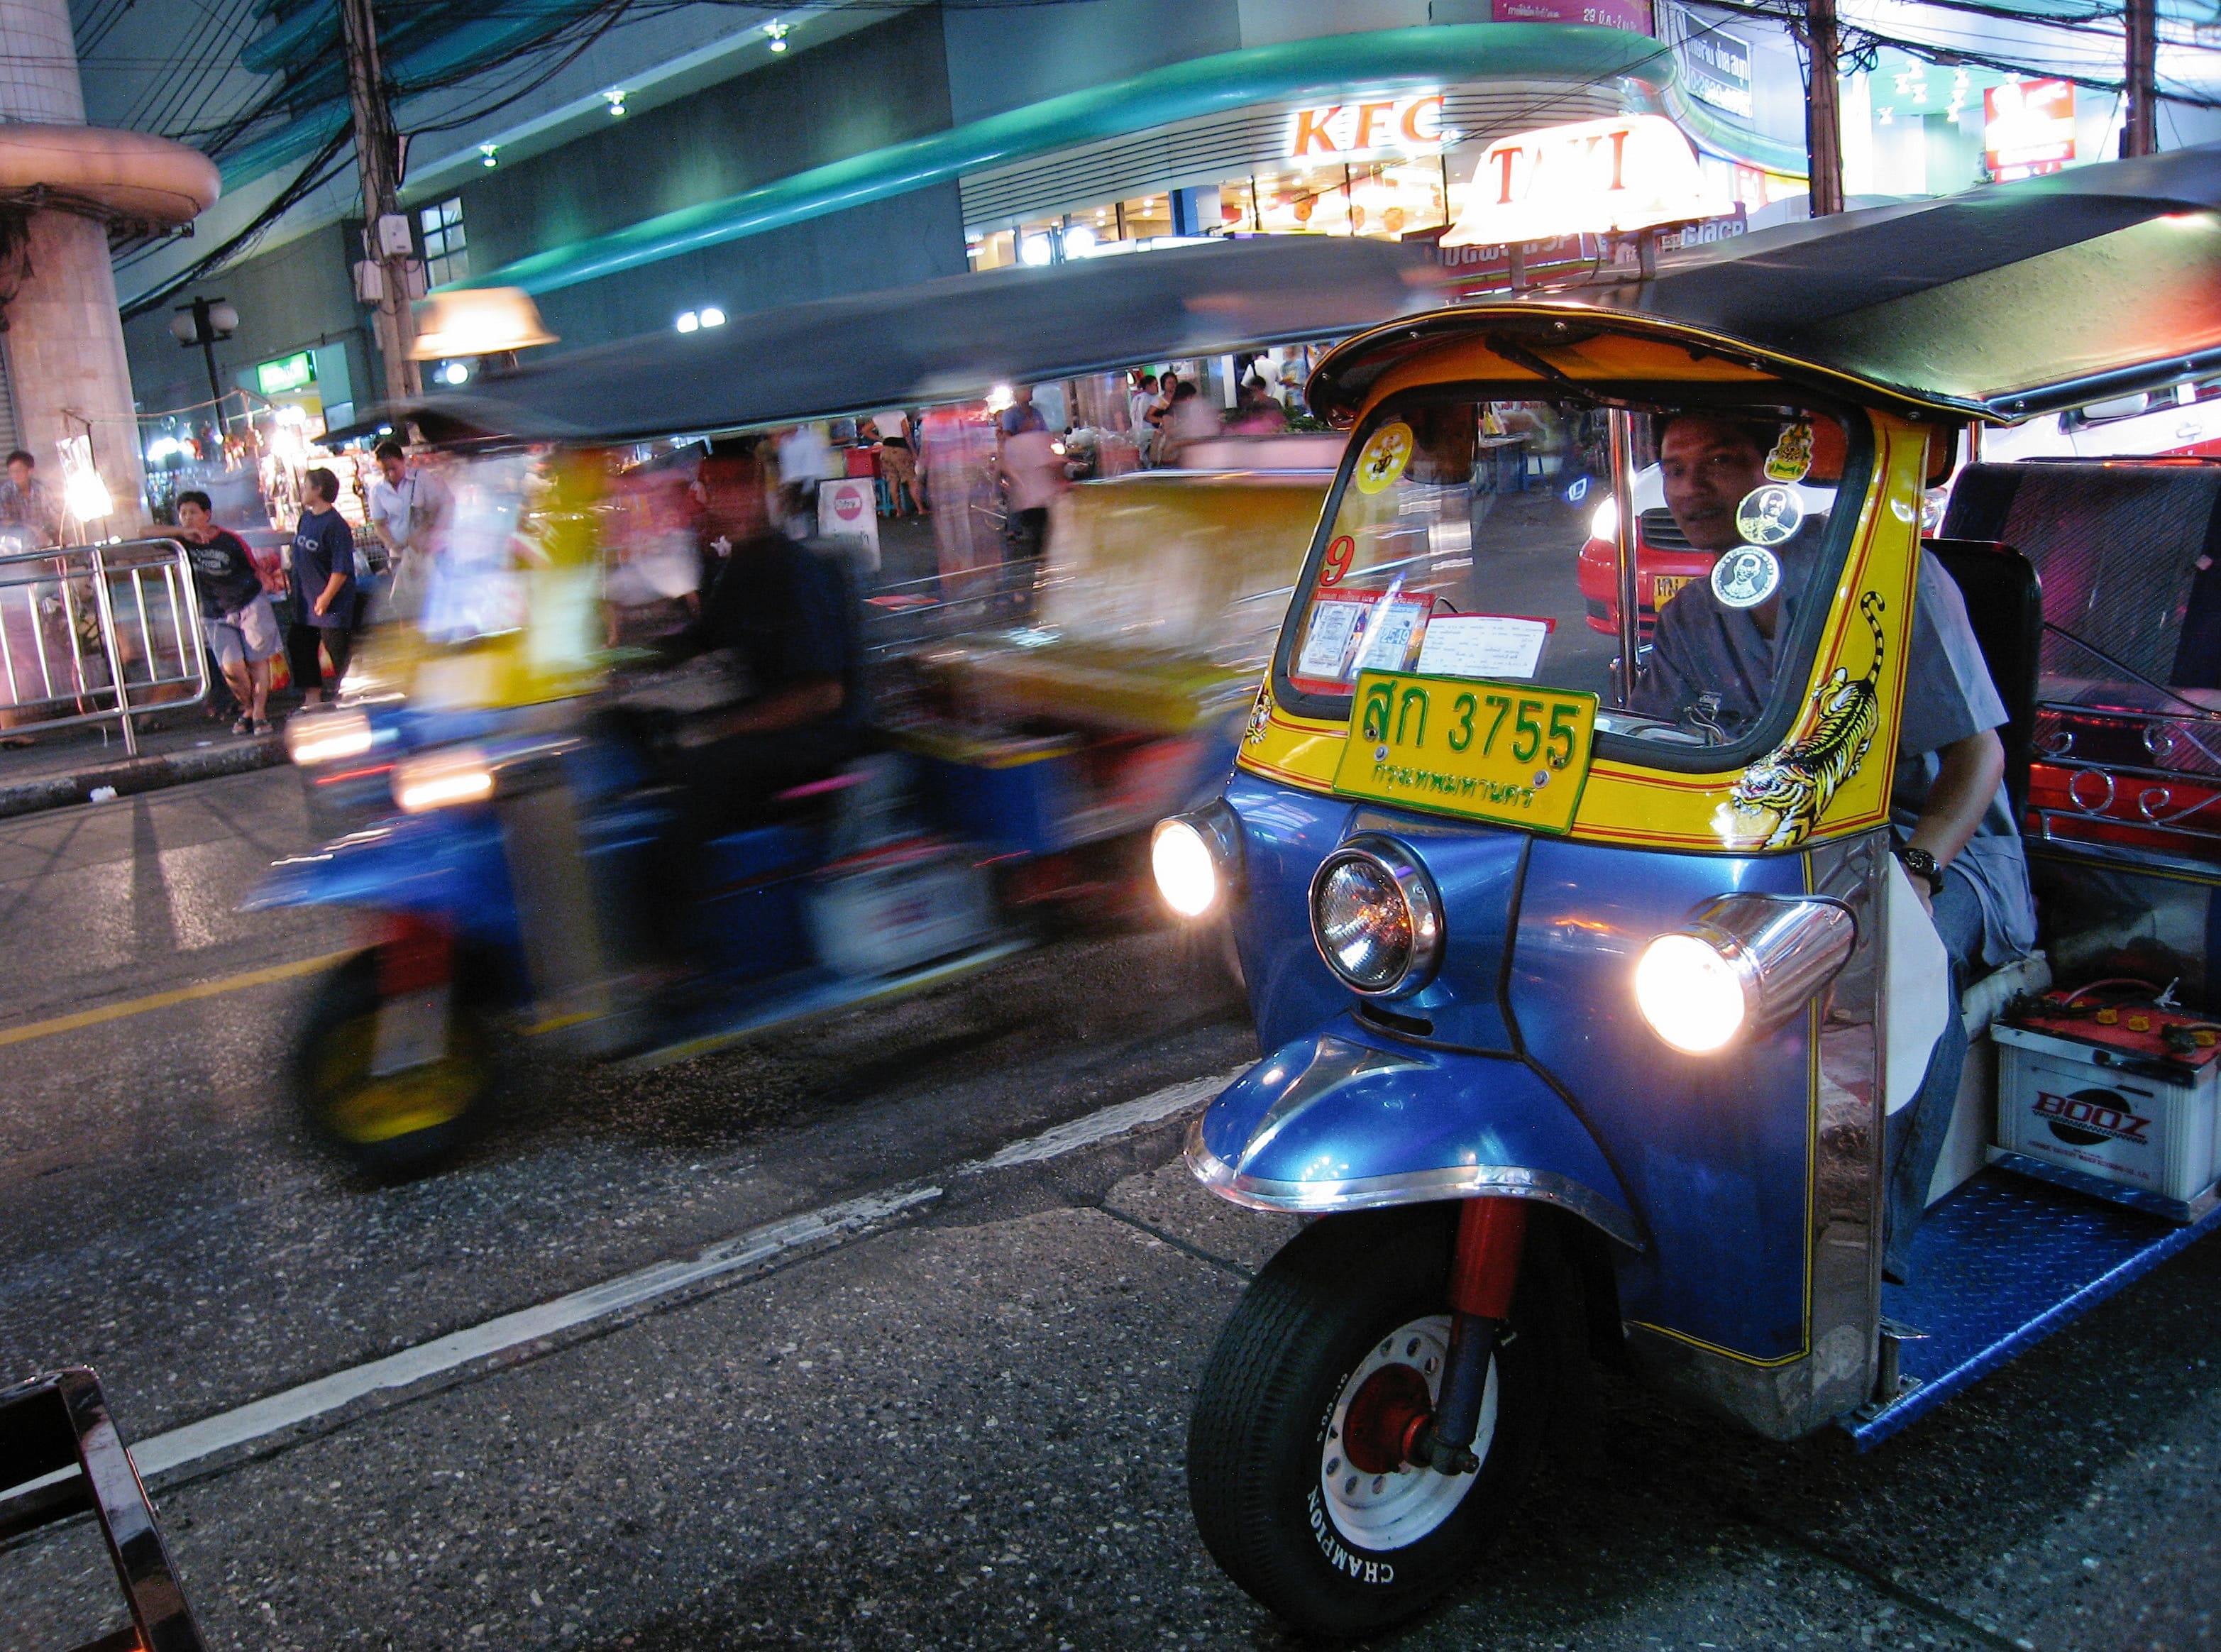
[464,22,1677,297]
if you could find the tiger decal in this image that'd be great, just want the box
[1716,591,1887,849]
[1243,680,1274,747]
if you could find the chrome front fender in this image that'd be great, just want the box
[1185,1021,1643,1250]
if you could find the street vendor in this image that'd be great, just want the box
[1632,411,2037,1282]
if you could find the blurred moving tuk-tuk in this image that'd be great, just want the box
[1150,147,2221,1635]
[261,237,1441,1172]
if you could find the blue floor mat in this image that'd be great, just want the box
[1846,1164,2221,1448]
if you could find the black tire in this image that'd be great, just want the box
[290,950,497,1175]
[1186,1204,1546,1638]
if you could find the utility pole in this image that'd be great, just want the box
[2124,0,2158,156]
[338,0,419,402]
[1804,0,1846,216]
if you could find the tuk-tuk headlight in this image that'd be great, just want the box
[1311,837,1442,998]
[392,747,495,813]
[1635,894,1856,1054]
[1152,803,1242,919]
[285,706,373,766]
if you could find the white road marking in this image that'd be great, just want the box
[966,1067,1247,1171]
[26,1062,1247,1492]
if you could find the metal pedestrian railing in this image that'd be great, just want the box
[0,538,208,757]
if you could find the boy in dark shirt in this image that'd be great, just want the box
[289,468,358,704]
[177,490,278,734]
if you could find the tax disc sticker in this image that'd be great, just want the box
[1710,545,1782,610]
[1735,483,1804,546]
[1765,421,1815,483]
[1354,422,1414,494]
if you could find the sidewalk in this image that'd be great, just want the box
[0,698,290,819]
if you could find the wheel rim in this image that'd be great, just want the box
[1318,1314,1497,1551]
[312,1012,485,1145]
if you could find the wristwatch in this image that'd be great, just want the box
[1895,845,1945,897]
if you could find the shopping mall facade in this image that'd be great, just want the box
[115,0,2221,437]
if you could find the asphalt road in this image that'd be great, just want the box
[2,766,2217,1651]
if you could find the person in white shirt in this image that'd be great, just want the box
[773,424,835,539]
[1127,373,1159,466]
[365,439,450,616]
[998,424,1065,576]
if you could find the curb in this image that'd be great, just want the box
[0,734,286,819]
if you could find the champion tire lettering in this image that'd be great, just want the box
[1184,1204,1545,1638]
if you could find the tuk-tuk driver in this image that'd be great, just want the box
[1632,412,2037,1283]
[648,445,862,955]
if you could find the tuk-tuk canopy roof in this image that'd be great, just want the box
[408,236,1443,446]
[1311,143,2221,425]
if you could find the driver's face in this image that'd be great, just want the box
[1660,420,1768,553]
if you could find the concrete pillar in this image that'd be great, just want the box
[0,0,149,533]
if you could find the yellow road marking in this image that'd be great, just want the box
[0,949,356,1050]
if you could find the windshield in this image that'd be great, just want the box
[1276,392,1864,763]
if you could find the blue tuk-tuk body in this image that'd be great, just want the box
[1164,146,2221,1639]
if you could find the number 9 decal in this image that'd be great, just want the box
[1321,534,1356,588]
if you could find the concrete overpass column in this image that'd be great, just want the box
[0,0,149,532]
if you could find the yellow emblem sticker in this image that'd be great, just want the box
[1331,670,1597,833]
[1765,420,1815,483]
[1353,422,1414,495]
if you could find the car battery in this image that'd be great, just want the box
[1992,997,2221,1208]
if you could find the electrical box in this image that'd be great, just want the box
[377,213,414,257]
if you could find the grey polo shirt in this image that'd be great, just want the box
[1636,549,2035,970]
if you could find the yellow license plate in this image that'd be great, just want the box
[1330,671,1597,833]
[1651,574,1692,606]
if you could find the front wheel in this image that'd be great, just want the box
[290,950,498,1175]
[1186,1206,1545,1638]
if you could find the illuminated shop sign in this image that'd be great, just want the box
[1984,79,2075,181]
[1286,94,1448,160]
[255,351,316,395]
[1442,114,1731,246]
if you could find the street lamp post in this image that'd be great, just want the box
[168,296,239,431]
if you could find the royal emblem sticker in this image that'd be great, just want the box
[1710,545,1781,610]
[1353,422,1414,495]
[1735,483,1803,546]
[1765,421,1815,483]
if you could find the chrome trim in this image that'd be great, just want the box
[1624,832,1888,1441]
[1185,1116,1645,1250]
[1648,892,1857,1046]
[1309,835,1444,998]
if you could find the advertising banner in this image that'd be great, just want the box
[1680,27,1754,119]
[1984,79,2075,181]
[817,476,881,572]
[1490,0,1653,33]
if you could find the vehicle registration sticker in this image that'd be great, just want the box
[1651,574,1693,607]
[1330,670,1597,833]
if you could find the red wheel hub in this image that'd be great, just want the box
[1340,1361,1433,1475]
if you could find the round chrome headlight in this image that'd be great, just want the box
[1310,837,1443,997]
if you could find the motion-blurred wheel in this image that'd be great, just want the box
[291,951,497,1174]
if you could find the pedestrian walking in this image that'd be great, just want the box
[879,413,925,516]
[176,490,277,734]
[287,468,357,705]
[365,438,450,618]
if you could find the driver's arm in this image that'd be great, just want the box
[1902,727,2004,903]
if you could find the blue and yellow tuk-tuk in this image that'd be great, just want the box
[258,237,1438,1172]
[1152,146,2221,1635]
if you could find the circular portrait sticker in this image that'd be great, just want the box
[1354,422,1415,495]
[1711,545,1782,610]
[1735,483,1804,546]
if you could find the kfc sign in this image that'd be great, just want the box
[1287,94,1448,160]
[1443,114,1731,246]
